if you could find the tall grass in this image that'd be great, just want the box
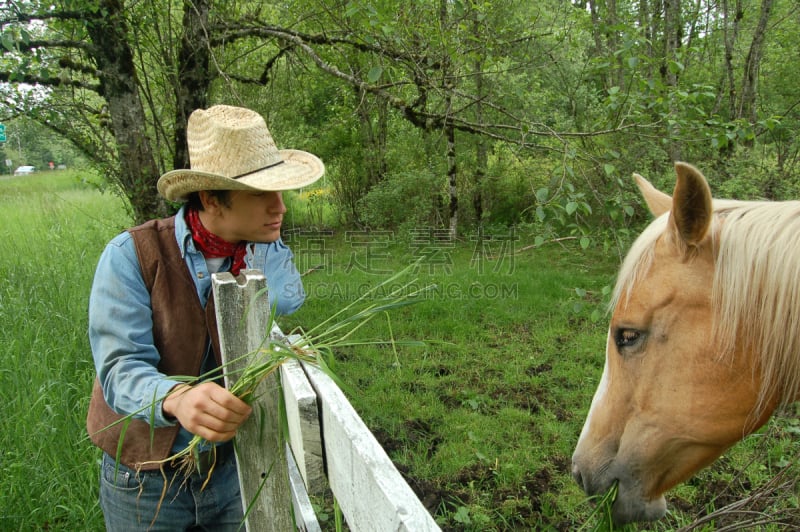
[2,171,799,530]
[0,171,129,530]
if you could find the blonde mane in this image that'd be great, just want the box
[611,199,800,411]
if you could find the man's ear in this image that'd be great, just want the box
[198,190,220,213]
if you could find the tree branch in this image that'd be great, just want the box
[0,70,99,91]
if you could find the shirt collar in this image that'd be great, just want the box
[175,205,195,258]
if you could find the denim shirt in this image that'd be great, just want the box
[88,206,305,450]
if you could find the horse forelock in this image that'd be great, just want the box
[612,200,800,417]
[610,213,668,312]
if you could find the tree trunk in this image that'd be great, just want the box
[446,121,457,237]
[471,11,486,224]
[720,0,743,119]
[662,0,683,161]
[85,0,165,222]
[638,0,654,80]
[357,88,389,189]
[173,0,213,172]
[587,0,605,84]
[738,0,774,124]
[440,0,457,236]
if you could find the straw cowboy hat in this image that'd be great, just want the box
[157,105,324,201]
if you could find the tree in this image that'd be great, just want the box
[1,0,797,230]
[0,1,625,222]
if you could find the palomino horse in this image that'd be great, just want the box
[571,162,800,524]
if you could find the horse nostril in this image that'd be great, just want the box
[571,463,584,489]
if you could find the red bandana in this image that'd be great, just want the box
[186,207,248,275]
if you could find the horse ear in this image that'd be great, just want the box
[634,173,672,216]
[670,162,713,246]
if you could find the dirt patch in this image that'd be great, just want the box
[525,363,552,376]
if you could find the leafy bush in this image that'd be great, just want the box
[462,144,545,228]
[357,169,445,229]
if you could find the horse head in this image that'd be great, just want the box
[571,162,793,525]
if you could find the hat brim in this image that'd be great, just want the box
[157,149,324,201]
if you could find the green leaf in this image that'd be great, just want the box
[668,60,684,74]
[344,1,360,16]
[453,506,471,524]
[0,34,14,52]
[535,187,549,203]
[566,201,578,215]
[367,66,383,83]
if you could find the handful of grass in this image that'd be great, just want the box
[142,262,433,481]
[151,336,320,482]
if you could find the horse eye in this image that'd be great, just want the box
[614,328,642,350]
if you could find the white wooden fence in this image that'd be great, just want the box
[212,270,441,531]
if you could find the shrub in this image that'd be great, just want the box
[357,170,445,229]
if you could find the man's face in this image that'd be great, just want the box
[199,190,287,243]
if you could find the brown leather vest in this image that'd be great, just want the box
[86,216,222,469]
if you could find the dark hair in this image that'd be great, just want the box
[184,190,232,211]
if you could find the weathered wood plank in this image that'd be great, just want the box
[301,361,442,531]
[280,358,325,494]
[287,442,322,532]
[212,270,293,532]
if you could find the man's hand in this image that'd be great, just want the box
[162,382,252,442]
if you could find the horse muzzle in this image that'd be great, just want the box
[571,454,667,525]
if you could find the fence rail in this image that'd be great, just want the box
[212,270,440,531]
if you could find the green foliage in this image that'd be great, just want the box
[284,188,338,230]
[469,144,541,227]
[4,0,800,237]
[0,117,88,171]
[357,169,444,230]
[708,153,800,201]
[533,177,593,247]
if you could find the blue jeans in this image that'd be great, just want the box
[99,448,244,531]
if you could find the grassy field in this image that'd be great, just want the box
[1,171,798,530]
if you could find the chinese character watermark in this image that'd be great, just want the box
[469,226,519,275]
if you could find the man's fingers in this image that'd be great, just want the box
[191,423,238,443]
[168,382,252,441]
[206,383,253,418]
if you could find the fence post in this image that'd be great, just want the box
[212,270,293,531]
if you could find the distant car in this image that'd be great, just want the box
[14,165,35,176]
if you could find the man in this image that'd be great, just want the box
[86,105,323,530]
